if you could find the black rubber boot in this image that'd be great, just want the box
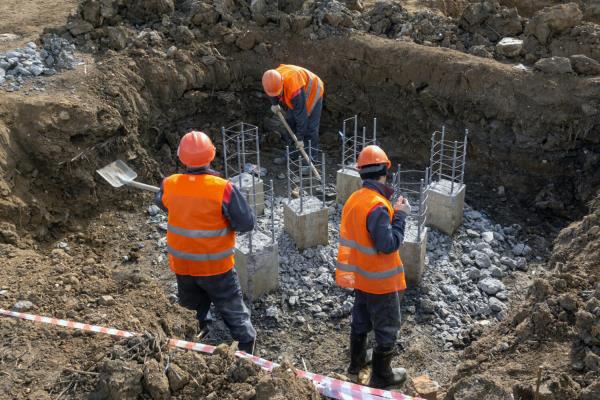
[347,335,373,375]
[368,347,407,389]
[238,340,255,355]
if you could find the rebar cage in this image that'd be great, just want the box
[221,122,261,180]
[429,126,468,195]
[392,166,430,241]
[340,115,378,169]
[285,142,327,213]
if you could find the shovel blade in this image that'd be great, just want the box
[96,160,138,188]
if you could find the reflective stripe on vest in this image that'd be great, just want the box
[336,262,404,280]
[162,174,236,276]
[335,187,407,294]
[276,64,323,116]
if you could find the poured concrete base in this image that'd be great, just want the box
[283,196,329,250]
[235,230,279,300]
[336,168,362,204]
[400,223,428,288]
[426,179,466,236]
[231,172,264,216]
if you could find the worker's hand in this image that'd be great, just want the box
[271,105,282,114]
[394,196,411,215]
[295,141,305,151]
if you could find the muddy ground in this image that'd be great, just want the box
[0,0,599,399]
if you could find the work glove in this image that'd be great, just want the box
[271,104,282,114]
[394,196,411,215]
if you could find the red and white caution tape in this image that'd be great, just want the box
[0,308,421,400]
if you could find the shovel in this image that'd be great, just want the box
[96,160,160,193]
[274,109,322,181]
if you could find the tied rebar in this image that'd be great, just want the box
[429,126,469,195]
[222,122,261,179]
[392,166,431,241]
[339,115,379,170]
[285,143,328,213]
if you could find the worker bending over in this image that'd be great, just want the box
[262,64,324,164]
[155,131,257,354]
[336,145,410,389]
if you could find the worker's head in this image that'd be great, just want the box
[177,131,216,168]
[357,145,391,183]
[262,69,283,97]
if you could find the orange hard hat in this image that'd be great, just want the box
[357,145,391,169]
[177,131,216,168]
[262,69,283,96]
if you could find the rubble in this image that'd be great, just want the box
[534,56,574,74]
[496,37,523,57]
[569,54,600,75]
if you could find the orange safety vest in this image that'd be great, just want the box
[162,174,236,276]
[336,188,406,294]
[276,64,324,116]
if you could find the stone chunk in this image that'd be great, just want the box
[143,359,170,400]
[166,364,189,392]
[478,278,505,295]
[512,243,532,256]
[472,250,492,269]
[496,37,523,57]
[569,54,600,76]
[535,57,573,74]
[489,297,506,313]
[527,3,583,44]
[99,295,116,306]
[12,300,34,312]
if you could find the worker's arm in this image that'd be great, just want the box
[289,89,309,139]
[366,206,406,254]
[222,181,255,233]
[154,180,168,212]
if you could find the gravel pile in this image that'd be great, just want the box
[146,191,535,349]
[0,35,78,91]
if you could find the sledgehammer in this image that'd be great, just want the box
[273,108,322,181]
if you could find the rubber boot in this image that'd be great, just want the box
[196,321,211,340]
[238,340,255,355]
[347,335,373,376]
[368,347,407,389]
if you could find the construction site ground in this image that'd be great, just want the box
[0,0,599,399]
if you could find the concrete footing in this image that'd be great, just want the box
[426,179,466,236]
[283,196,329,250]
[336,168,362,204]
[400,223,428,288]
[231,172,264,216]
[234,230,279,300]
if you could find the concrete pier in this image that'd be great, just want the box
[426,179,466,236]
[336,168,362,204]
[235,230,279,300]
[283,196,329,250]
[231,172,264,216]
[399,223,428,288]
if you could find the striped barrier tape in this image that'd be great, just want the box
[0,308,420,400]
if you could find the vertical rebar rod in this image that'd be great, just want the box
[241,126,246,169]
[373,117,377,143]
[286,146,291,200]
[429,131,435,182]
[342,120,346,169]
[353,115,358,164]
[438,126,445,181]
[255,127,261,179]
[236,136,242,188]
[299,155,303,213]
[461,129,469,184]
[418,178,424,239]
[251,172,257,215]
[270,179,275,244]
[308,140,313,198]
[451,140,458,194]
[362,126,366,149]
[222,127,228,179]
[245,191,253,254]
[321,152,326,208]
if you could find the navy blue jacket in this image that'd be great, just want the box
[271,89,309,138]
[155,167,255,233]
[363,180,406,254]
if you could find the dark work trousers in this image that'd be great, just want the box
[350,289,402,349]
[284,98,322,161]
[176,269,256,344]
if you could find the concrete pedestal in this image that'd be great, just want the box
[399,223,428,288]
[336,168,362,204]
[425,179,466,236]
[231,172,264,216]
[283,196,329,250]
[235,230,279,300]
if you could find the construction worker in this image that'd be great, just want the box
[155,131,257,354]
[262,64,324,165]
[336,145,411,389]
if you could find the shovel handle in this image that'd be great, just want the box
[126,180,160,193]
[275,110,322,181]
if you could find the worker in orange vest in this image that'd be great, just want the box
[336,145,411,389]
[155,131,257,354]
[262,64,324,165]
